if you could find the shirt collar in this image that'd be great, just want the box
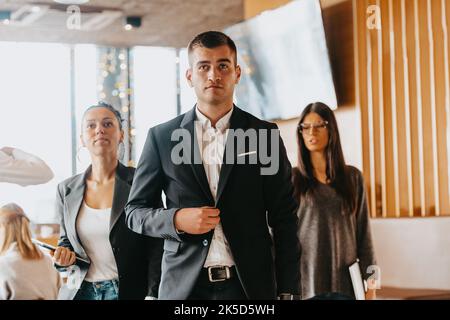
[195,106,234,133]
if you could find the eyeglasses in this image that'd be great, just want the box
[298,121,328,133]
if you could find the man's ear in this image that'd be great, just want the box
[235,65,241,84]
[186,68,193,87]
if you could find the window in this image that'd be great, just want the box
[131,46,178,162]
[0,42,183,222]
[0,42,72,223]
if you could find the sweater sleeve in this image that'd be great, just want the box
[354,168,377,281]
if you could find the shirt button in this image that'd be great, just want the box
[203,239,209,246]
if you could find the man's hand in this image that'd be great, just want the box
[174,207,220,234]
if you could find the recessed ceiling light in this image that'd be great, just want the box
[53,0,90,4]
[124,24,132,31]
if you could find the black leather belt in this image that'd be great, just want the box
[203,266,236,282]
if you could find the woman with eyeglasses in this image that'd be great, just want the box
[292,102,377,300]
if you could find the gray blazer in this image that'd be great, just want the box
[56,162,163,300]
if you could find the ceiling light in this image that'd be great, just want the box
[9,6,49,26]
[123,16,141,30]
[81,10,121,31]
[53,0,90,4]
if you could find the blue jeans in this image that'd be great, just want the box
[74,279,119,300]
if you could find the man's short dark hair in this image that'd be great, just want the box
[187,31,237,66]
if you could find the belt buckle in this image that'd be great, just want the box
[208,266,230,282]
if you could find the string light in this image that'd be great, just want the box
[96,48,133,163]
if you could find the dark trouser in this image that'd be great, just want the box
[188,266,247,300]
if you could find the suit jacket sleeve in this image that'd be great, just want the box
[55,183,89,270]
[54,182,82,271]
[125,127,182,242]
[263,123,301,296]
[56,183,74,251]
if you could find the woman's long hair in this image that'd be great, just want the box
[0,203,43,259]
[293,102,357,214]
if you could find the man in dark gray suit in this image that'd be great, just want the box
[125,31,300,300]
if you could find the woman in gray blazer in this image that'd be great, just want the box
[53,102,162,300]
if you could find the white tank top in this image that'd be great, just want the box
[76,201,118,282]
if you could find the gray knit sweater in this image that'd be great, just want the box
[297,166,376,299]
[0,243,61,300]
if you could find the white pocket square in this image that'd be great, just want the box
[237,151,257,157]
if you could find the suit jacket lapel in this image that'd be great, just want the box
[181,107,215,204]
[215,107,248,205]
[110,163,130,232]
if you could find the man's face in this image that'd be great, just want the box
[186,45,241,106]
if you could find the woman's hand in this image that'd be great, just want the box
[51,247,76,267]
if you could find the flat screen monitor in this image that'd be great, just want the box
[224,0,337,120]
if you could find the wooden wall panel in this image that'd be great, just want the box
[432,0,450,215]
[388,0,400,216]
[381,0,395,217]
[355,0,450,217]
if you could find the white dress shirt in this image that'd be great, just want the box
[0,148,54,186]
[195,106,235,268]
